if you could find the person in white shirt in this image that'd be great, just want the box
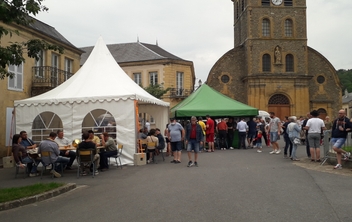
[236,118,248,149]
[304,110,326,162]
[55,130,76,170]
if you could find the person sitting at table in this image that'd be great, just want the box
[155,128,165,155]
[146,129,159,163]
[38,132,70,178]
[88,130,101,146]
[12,134,40,177]
[20,130,40,161]
[78,132,100,176]
[54,130,76,170]
[98,132,117,171]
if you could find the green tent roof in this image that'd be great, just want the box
[170,84,258,118]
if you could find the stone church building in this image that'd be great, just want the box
[207,0,342,120]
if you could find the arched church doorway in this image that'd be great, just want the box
[268,94,290,120]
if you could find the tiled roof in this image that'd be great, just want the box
[27,17,79,50]
[80,42,188,66]
[342,93,352,103]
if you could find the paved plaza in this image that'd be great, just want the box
[0,142,351,222]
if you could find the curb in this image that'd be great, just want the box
[0,183,76,211]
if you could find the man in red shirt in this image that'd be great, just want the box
[206,115,215,152]
[217,118,228,150]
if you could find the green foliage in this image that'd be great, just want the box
[337,69,352,94]
[0,182,64,203]
[0,0,63,80]
[143,84,170,99]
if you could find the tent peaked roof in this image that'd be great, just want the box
[15,36,169,107]
[170,84,258,117]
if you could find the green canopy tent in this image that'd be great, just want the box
[170,84,258,118]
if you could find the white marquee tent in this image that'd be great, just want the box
[14,37,170,165]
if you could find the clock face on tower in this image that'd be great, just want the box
[272,0,283,6]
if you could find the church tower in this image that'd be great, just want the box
[207,0,341,119]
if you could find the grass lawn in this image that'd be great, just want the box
[343,146,352,152]
[0,182,64,203]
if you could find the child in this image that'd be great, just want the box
[254,131,263,153]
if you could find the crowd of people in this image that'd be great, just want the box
[12,130,118,178]
[139,109,352,170]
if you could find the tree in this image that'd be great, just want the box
[0,0,63,79]
[337,69,352,94]
[143,84,170,99]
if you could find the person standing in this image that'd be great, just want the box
[145,119,151,132]
[198,117,206,151]
[146,129,159,164]
[331,109,352,169]
[55,130,76,170]
[168,118,185,163]
[217,118,228,150]
[247,117,257,148]
[185,116,204,167]
[237,118,248,149]
[164,124,171,156]
[304,110,326,162]
[257,118,268,147]
[227,117,236,149]
[282,116,293,158]
[268,112,282,154]
[302,112,311,157]
[205,115,215,152]
[253,131,263,153]
[38,132,69,178]
[287,116,301,161]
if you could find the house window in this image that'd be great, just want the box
[284,0,293,6]
[262,19,270,37]
[262,54,271,72]
[134,73,142,85]
[284,19,293,37]
[64,58,73,80]
[35,50,45,78]
[8,63,23,91]
[285,54,294,72]
[176,72,184,95]
[149,71,158,85]
[262,0,270,6]
[51,53,59,86]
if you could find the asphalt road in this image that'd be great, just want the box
[0,144,351,222]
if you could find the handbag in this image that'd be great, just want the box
[293,138,301,145]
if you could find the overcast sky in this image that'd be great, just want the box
[36,0,352,83]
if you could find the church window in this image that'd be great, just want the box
[269,94,290,104]
[317,75,325,84]
[285,54,294,72]
[262,19,270,37]
[262,54,271,72]
[221,75,230,83]
[241,0,245,11]
[262,0,270,6]
[284,0,293,6]
[284,19,293,37]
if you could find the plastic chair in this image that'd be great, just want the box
[112,144,123,169]
[77,149,95,178]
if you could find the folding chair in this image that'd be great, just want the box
[112,144,123,169]
[147,142,157,163]
[40,151,64,179]
[77,149,95,178]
